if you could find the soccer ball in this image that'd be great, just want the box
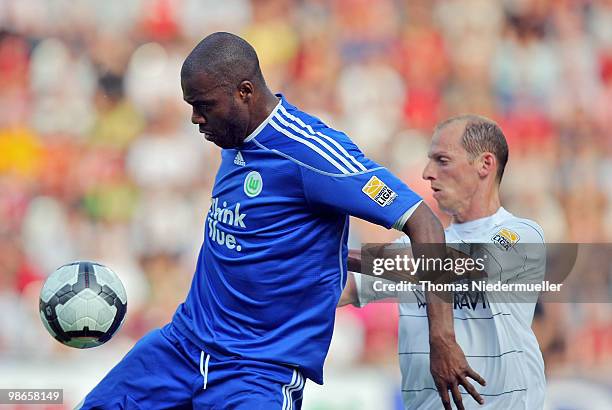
[39,261,128,348]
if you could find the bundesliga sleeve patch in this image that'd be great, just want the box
[362,176,397,207]
[492,227,520,251]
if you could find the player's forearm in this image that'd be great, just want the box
[401,203,447,281]
[347,248,362,273]
[351,244,420,282]
[425,292,456,342]
[337,274,358,307]
[401,202,445,246]
[401,203,456,340]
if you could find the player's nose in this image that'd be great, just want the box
[422,160,435,180]
[191,110,206,125]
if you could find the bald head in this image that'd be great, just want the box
[181,33,279,149]
[435,115,509,183]
[181,32,265,89]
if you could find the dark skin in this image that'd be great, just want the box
[181,71,279,149]
[403,204,485,410]
[181,64,484,410]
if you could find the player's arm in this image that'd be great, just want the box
[348,237,484,283]
[402,203,485,410]
[339,242,411,307]
[338,272,402,307]
[297,146,484,409]
[340,204,486,409]
[338,249,362,307]
[337,274,359,307]
[347,248,361,273]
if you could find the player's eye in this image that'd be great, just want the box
[200,100,216,109]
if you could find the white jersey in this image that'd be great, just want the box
[357,207,546,410]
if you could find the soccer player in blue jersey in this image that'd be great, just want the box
[79,32,483,410]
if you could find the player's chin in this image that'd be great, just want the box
[433,195,450,210]
[216,133,246,149]
[203,132,226,147]
[432,190,446,204]
[213,138,237,149]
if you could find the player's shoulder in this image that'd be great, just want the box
[492,209,545,246]
[260,96,372,175]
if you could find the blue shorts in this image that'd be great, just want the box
[79,323,305,409]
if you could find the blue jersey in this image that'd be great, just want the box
[172,95,421,384]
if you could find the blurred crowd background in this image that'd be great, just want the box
[0,0,610,408]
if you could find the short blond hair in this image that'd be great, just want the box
[436,115,509,183]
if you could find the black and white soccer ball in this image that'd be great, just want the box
[39,261,127,348]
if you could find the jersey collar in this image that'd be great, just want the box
[243,94,283,143]
[448,207,512,235]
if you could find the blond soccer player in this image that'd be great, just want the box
[342,115,546,410]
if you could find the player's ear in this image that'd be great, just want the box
[238,81,253,102]
[477,152,496,179]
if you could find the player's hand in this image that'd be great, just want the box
[429,337,486,410]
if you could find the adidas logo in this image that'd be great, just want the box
[234,151,245,166]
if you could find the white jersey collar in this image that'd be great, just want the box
[448,207,512,235]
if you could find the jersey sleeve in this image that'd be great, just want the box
[474,221,546,284]
[264,113,422,228]
[299,164,422,229]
